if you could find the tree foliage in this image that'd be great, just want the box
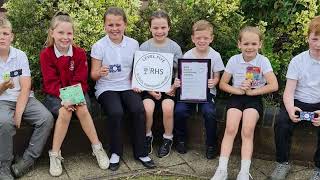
[4,0,320,103]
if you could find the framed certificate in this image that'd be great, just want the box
[178,59,211,103]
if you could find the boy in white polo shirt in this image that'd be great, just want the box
[270,16,320,180]
[174,20,225,159]
[0,18,54,179]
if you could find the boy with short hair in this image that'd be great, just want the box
[174,20,225,159]
[270,16,320,180]
[0,18,54,179]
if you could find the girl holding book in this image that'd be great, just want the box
[40,12,109,177]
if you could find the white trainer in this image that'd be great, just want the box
[211,169,228,180]
[92,144,110,170]
[49,150,63,177]
[236,171,253,180]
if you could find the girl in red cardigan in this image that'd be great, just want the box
[40,12,109,177]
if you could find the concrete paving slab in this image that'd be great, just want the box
[122,145,185,171]
[177,148,207,163]
[62,153,130,180]
[287,168,313,180]
[166,163,195,176]
[20,158,69,180]
[151,149,185,168]
[186,158,217,178]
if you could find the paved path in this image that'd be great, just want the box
[20,145,314,180]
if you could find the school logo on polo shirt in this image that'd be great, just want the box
[132,51,173,92]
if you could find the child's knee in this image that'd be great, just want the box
[225,126,238,136]
[58,108,72,121]
[241,128,254,139]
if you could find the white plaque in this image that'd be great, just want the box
[132,51,173,92]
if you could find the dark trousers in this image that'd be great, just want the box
[274,99,320,167]
[98,90,147,158]
[174,93,217,147]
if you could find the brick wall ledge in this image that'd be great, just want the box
[14,97,318,166]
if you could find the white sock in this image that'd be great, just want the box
[240,159,251,173]
[91,142,102,150]
[139,156,151,162]
[110,153,120,163]
[217,156,229,171]
[146,131,152,137]
[163,134,173,140]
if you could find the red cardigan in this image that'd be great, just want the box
[40,46,89,97]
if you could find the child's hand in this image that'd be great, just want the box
[100,66,109,77]
[1,79,14,91]
[288,106,301,123]
[132,88,142,93]
[240,79,252,91]
[174,78,181,88]
[166,85,176,97]
[13,112,22,128]
[245,89,254,96]
[312,110,320,126]
[149,91,161,100]
[208,78,215,89]
[61,101,76,111]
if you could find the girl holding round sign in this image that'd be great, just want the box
[139,10,183,158]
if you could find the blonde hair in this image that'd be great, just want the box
[308,16,320,36]
[238,26,263,42]
[192,20,213,35]
[0,17,12,31]
[45,12,74,47]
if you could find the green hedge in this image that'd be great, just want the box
[5,0,319,103]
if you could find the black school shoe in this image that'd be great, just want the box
[11,158,34,178]
[175,141,187,154]
[137,158,156,169]
[206,146,218,159]
[145,136,153,154]
[158,138,173,158]
[109,162,120,171]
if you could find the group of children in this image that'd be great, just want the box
[0,6,320,180]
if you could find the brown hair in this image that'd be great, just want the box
[149,10,171,27]
[192,20,213,35]
[238,26,263,42]
[104,7,127,24]
[308,16,320,36]
[0,17,12,31]
[45,12,74,47]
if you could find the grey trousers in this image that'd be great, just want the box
[0,97,54,162]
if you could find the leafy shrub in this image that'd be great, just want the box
[5,0,141,96]
[4,0,320,104]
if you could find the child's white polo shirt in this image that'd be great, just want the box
[286,50,320,103]
[225,53,273,88]
[0,46,33,101]
[91,35,139,98]
[183,47,225,95]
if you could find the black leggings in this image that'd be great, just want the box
[98,90,147,158]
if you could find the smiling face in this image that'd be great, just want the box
[150,17,170,44]
[0,27,13,51]
[104,14,126,44]
[191,30,213,53]
[238,31,262,61]
[50,21,73,54]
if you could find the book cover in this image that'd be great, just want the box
[59,83,85,105]
[246,66,261,88]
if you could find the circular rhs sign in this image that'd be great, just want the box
[134,52,172,90]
